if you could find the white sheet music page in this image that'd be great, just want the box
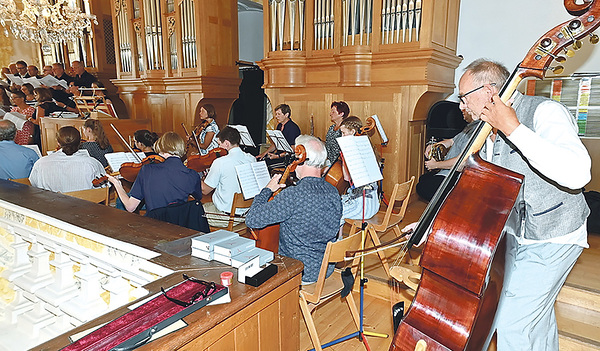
[229,125,256,147]
[266,130,293,153]
[236,161,270,199]
[105,152,146,173]
[336,135,383,188]
[371,115,389,144]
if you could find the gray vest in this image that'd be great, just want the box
[482,93,589,240]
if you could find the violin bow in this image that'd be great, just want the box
[181,123,201,151]
[110,123,143,163]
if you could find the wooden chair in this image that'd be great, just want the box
[9,178,31,185]
[346,176,415,277]
[64,187,110,205]
[299,232,364,351]
[227,192,253,232]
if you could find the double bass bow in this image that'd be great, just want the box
[389,2,600,350]
[250,145,307,253]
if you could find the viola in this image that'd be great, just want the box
[118,154,166,183]
[250,145,307,253]
[390,3,600,350]
[185,147,228,173]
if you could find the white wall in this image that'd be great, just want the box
[453,0,600,99]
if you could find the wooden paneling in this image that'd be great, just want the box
[259,0,462,192]
[39,117,151,155]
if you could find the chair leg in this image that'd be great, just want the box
[367,228,391,277]
[299,292,323,351]
[345,290,362,331]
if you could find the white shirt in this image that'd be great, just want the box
[484,100,590,248]
[204,147,256,213]
[29,149,106,193]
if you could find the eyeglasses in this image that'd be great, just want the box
[161,274,217,308]
[458,83,496,104]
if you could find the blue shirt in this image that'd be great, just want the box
[130,156,202,212]
[0,140,39,180]
[277,119,301,147]
[245,176,342,282]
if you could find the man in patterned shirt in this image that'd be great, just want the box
[246,135,342,284]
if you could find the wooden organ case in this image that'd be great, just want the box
[109,0,241,133]
[259,0,462,191]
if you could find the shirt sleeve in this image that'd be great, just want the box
[129,168,145,201]
[203,159,221,189]
[507,100,591,189]
[245,187,292,228]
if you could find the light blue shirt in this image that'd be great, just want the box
[0,140,39,180]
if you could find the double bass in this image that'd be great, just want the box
[250,145,307,253]
[389,2,600,350]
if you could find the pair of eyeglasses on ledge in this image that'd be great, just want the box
[458,83,497,104]
[161,274,217,308]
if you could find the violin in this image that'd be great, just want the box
[324,116,376,194]
[250,145,307,253]
[119,154,165,183]
[185,147,228,173]
[109,123,165,182]
[92,175,109,187]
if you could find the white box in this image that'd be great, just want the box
[191,230,239,252]
[231,247,274,268]
[213,236,255,257]
[213,252,232,265]
[191,247,212,261]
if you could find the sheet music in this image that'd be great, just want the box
[371,114,389,144]
[5,74,23,86]
[39,74,69,89]
[22,77,41,88]
[229,125,256,147]
[3,112,27,130]
[266,129,293,153]
[336,135,383,188]
[23,144,42,158]
[235,161,271,199]
[105,152,146,172]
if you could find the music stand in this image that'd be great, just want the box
[229,125,256,147]
[309,135,386,350]
[266,129,293,154]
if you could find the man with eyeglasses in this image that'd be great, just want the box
[458,59,590,351]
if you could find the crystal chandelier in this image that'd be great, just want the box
[0,0,98,44]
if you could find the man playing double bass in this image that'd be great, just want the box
[458,59,590,350]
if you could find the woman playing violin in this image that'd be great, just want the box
[192,103,219,156]
[133,129,159,156]
[80,119,114,168]
[107,132,203,213]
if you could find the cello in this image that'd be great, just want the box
[389,2,600,350]
[250,145,307,253]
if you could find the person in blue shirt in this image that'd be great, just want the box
[0,120,39,180]
[257,103,301,169]
[107,132,203,213]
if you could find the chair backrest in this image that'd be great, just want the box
[310,232,363,298]
[64,187,109,205]
[227,193,254,231]
[380,176,415,228]
[9,178,32,186]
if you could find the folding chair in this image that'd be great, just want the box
[346,176,415,277]
[299,232,363,351]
